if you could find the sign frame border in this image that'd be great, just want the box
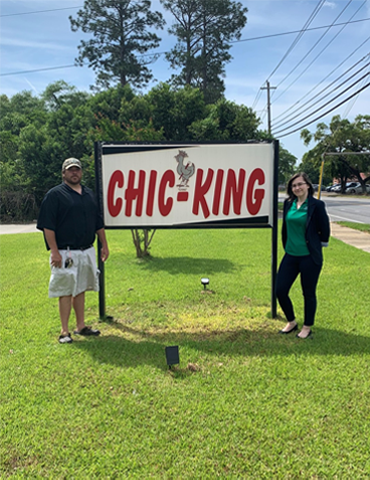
[94,140,279,319]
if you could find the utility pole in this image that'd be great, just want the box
[261,81,277,134]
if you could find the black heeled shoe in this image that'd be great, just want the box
[296,330,312,339]
[279,324,298,334]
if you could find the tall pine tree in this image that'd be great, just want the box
[70,0,165,89]
[161,0,247,103]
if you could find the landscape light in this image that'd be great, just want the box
[201,278,209,290]
[165,346,179,369]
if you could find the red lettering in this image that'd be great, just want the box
[146,170,157,216]
[212,170,224,215]
[124,170,145,217]
[192,169,214,218]
[107,170,124,217]
[223,169,246,215]
[246,168,265,215]
[158,170,175,216]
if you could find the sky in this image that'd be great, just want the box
[1,0,369,163]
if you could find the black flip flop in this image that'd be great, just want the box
[73,326,100,336]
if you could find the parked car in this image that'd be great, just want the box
[331,182,357,193]
[326,183,341,192]
[346,183,370,194]
[312,184,326,192]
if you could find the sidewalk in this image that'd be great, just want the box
[330,222,370,254]
[0,223,39,235]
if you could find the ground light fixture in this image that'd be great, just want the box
[201,277,209,290]
[165,346,179,369]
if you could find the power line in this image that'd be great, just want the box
[315,65,370,169]
[271,0,366,103]
[246,17,370,110]
[272,69,369,135]
[274,82,370,138]
[251,17,370,123]
[0,6,83,17]
[266,0,326,81]
[272,54,370,130]
[0,65,76,77]
[251,89,263,111]
[0,0,169,17]
[273,0,356,91]
[272,42,370,124]
[233,18,370,44]
[342,61,370,118]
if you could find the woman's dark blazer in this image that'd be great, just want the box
[282,195,330,266]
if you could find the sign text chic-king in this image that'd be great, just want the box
[107,166,266,219]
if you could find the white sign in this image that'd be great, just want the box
[101,143,275,228]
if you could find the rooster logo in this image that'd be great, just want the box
[175,150,195,188]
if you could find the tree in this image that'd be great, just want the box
[86,85,165,258]
[0,92,47,221]
[278,146,296,184]
[301,115,370,193]
[41,81,93,161]
[297,149,344,187]
[161,0,247,103]
[187,98,260,141]
[70,0,165,89]
[147,83,206,140]
[297,153,322,185]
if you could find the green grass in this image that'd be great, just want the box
[336,221,370,234]
[1,227,370,478]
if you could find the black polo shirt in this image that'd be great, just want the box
[37,183,104,250]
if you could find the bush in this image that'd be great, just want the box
[0,190,38,223]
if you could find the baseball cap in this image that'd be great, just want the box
[62,158,82,170]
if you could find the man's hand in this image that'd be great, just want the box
[50,250,62,268]
[96,228,109,262]
[100,245,109,262]
[44,229,62,267]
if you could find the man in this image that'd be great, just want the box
[37,157,109,344]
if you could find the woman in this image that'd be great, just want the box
[277,172,330,338]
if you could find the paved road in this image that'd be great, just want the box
[321,194,370,224]
[279,194,370,225]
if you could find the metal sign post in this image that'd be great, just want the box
[94,141,106,320]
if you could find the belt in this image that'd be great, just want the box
[63,245,93,251]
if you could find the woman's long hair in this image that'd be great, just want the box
[286,172,314,201]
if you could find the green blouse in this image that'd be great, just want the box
[285,199,310,256]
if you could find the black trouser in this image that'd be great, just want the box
[276,253,322,327]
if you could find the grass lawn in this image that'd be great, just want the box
[1,226,370,478]
[337,221,370,234]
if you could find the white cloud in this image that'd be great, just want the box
[323,2,336,9]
